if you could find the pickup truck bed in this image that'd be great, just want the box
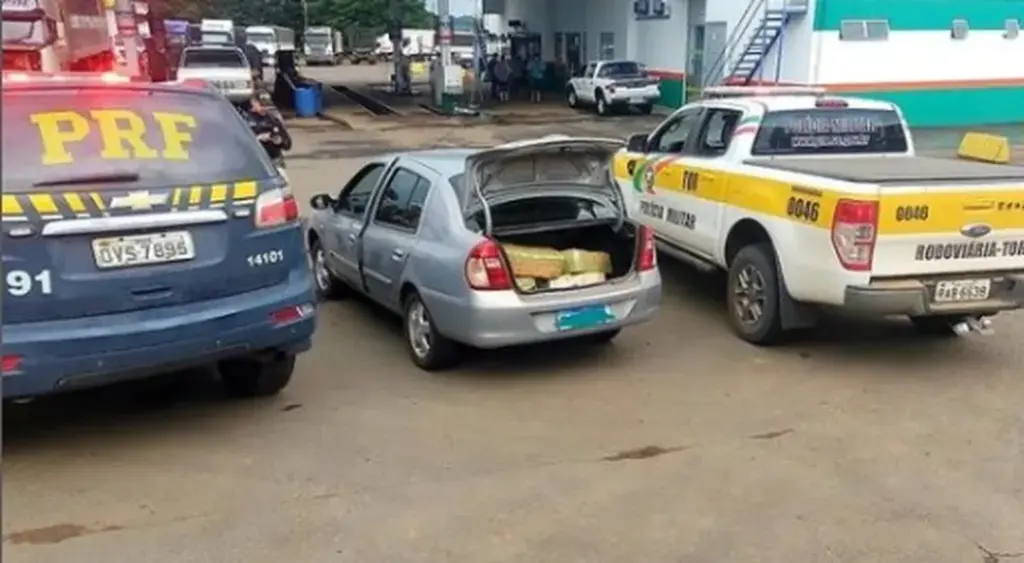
[745,156,1024,185]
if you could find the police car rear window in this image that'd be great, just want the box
[1,87,273,191]
[751,109,909,156]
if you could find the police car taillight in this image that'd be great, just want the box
[831,199,878,272]
[254,186,300,228]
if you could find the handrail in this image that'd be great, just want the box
[702,0,766,87]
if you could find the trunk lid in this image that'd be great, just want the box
[872,181,1024,276]
[1,83,290,325]
[463,136,626,230]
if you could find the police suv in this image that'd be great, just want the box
[1,72,316,399]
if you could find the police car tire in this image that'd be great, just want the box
[403,292,462,371]
[727,243,785,346]
[220,354,295,398]
[909,315,960,337]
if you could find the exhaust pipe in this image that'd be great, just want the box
[951,315,994,336]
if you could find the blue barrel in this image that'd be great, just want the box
[294,86,317,117]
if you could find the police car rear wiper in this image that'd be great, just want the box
[33,172,141,187]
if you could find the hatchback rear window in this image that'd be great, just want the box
[1,87,273,191]
[751,109,908,156]
[183,49,246,67]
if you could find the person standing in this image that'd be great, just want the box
[486,53,499,100]
[493,55,512,102]
[527,54,546,102]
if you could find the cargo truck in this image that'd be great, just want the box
[304,25,342,65]
[2,0,114,72]
[344,26,379,64]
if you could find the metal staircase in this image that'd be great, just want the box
[727,9,789,84]
[702,0,808,87]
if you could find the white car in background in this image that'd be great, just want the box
[177,45,253,103]
[567,59,661,116]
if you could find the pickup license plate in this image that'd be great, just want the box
[555,305,614,331]
[629,97,644,103]
[933,279,991,303]
[92,230,196,270]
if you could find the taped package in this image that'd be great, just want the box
[547,272,607,289]
[561,249,612,274]
[502,244,566,279]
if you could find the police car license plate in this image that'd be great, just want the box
[91,231,196,270]
[933,279,991,303]
[555,305,614,331]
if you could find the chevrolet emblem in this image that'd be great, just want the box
[109,191,168,211]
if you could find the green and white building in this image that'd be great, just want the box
[484,0,1024,126]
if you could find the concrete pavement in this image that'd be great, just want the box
[4,73,1024,563]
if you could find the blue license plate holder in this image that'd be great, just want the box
[555,305,614,331]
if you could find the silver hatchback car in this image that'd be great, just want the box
[306,137,662,370]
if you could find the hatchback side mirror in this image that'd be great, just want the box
[626,133,648,152]
[310,193,334,210]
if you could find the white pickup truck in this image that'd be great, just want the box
[612,86,1024,344]
[566,60,661,116]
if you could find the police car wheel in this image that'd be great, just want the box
[311,239,348,300]
[403,292,461,371]
[220,354,295,398]
[726,243,785,345]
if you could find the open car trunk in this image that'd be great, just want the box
[463,137,634,293]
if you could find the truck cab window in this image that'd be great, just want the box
[649,109,702,154]
[697,108,743,156]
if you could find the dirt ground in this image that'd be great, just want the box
[4,67,1023,563]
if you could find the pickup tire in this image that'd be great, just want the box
[726,243,785,345]
[638,103,653,115]
[403,292,462,371]
[595,91,610,116]
[567,87,579,108]
[220,354,295,397]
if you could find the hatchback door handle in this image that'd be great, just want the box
[391,249,407,260]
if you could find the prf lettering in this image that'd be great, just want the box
[30,110,197,165]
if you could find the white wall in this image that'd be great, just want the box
[630,0,689,71]
[703,0,816,83]
[812,30,1024,84]
[759,8,815,82]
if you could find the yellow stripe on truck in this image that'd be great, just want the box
[614,154,1024,235]
[2,194,24,216]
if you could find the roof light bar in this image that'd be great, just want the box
[703,85,828,99]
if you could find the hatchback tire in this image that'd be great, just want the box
[403,292,461,371]
[310,238,348,300]
[220,354,295,397]
[726,243,785,345]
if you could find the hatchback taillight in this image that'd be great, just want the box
[636,226,657,271]
[831,199,878,271]
[465,239,513,290]
[254,186,299,228]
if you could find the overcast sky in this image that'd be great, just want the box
[424,0,478,15]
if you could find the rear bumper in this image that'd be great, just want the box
[2,268,317,399]
[844,273,1024,316]
[423,270,662,349]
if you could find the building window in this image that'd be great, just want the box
[599,32,615,60]
[951,19,969,40]
[1005,19,1020,39]
[839,20,889,41]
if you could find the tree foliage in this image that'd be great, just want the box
[162,0,435,37]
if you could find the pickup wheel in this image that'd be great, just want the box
[595,91,610,116]
[638,103,653,115]
[567,87,579,108]
[726,243,785,345]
